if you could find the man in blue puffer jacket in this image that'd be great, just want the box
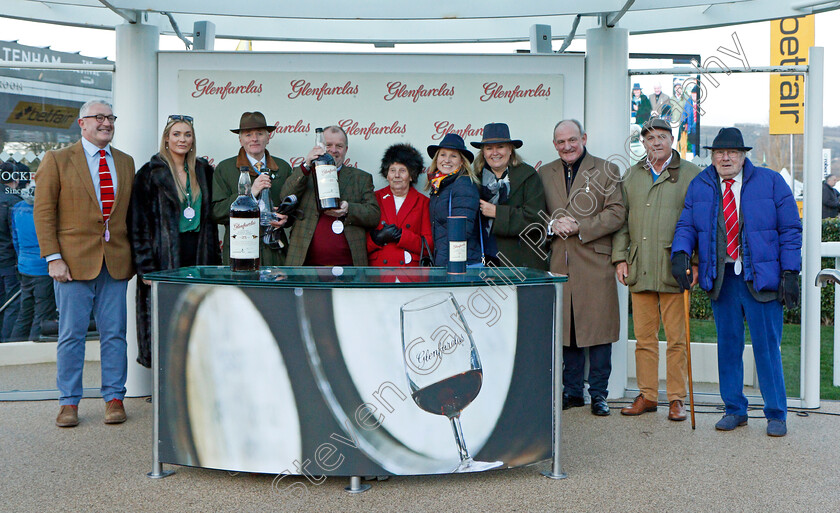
[671,128,801,437]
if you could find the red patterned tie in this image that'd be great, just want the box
[722,179,738,260]
[98,149,114,221]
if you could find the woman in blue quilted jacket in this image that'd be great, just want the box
[426,133,481,267]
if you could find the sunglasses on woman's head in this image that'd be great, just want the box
[168,115,194,123]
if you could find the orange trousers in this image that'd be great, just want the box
[631,291,687,402]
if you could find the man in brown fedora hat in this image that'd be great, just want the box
[211,111,292,265]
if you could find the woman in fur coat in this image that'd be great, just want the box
[129,115,221,367]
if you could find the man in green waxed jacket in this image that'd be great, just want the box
[612,118,701,422]
[211,111,292,265]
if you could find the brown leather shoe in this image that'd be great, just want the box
[104,399,126,424]
[668,400,687,421]
[620,394,658,416]
[56,405,79,428]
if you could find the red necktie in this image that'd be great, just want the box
[99,149,114,221]
[723,179,738,260]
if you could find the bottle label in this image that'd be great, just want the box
[315,164,340,201]
[449,241,467,262]
[230,217,260,259]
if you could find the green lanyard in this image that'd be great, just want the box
[181,163,196,220]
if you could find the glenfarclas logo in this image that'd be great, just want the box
[480,82,551,104]
[432,121,483,141]
[232,219,257,230]
[290,156,359,169]
[288,80,359,101]
[272,120,310,136]
[192,78,262,100]
[383,81,455,103]
[339,119,407,141]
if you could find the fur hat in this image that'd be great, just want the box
[380,143,425,184]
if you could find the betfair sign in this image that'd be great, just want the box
[769,15,814,135]
[5,102,79,129]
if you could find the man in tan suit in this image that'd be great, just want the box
[34,100,135,428]
[649,82,671,120]
[539,119,625,416]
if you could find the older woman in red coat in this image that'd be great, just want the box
[367,144,433,266]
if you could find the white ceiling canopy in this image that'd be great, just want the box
[2,0,839,44]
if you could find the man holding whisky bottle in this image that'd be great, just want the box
[211,111,291,265]
[281,125,380,266]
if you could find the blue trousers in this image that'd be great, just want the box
[710,265,786,421]
[54,265,128,405]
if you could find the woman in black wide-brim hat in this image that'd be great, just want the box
[472,122,547,270]
[426,133,482,267]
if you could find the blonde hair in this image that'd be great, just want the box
[473,143,522,173]
[159,118,198,201]
[426,148,479,191]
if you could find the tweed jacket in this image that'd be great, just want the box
[34,140,135,280]
[650,92,671,117]
[487,162,548,270]
[539,151,625,348]
[612,150,701,293]
[280,164,380,266]
[211,148,292,265]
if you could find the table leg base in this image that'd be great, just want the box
[147,469,176,479]
[344,476,372,494]
[541,470,568,480]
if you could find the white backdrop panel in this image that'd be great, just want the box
[158,52,584,191]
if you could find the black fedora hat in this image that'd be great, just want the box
[427,133,474,163]
[230,111,275,134]
[703,127,752,151]
[470,122,523,149]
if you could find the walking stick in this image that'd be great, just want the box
[682,271,696,429]
[0,288,20,315]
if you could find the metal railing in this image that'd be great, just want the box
[819,242,840,387]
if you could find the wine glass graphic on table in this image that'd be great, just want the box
[400,292,503,473]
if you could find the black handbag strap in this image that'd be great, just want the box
[419,235,433,266]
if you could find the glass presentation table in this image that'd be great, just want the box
[145,266,568,490]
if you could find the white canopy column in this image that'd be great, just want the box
[802,47,824,409]
[584,20,629,400]
[115,15,159,397]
